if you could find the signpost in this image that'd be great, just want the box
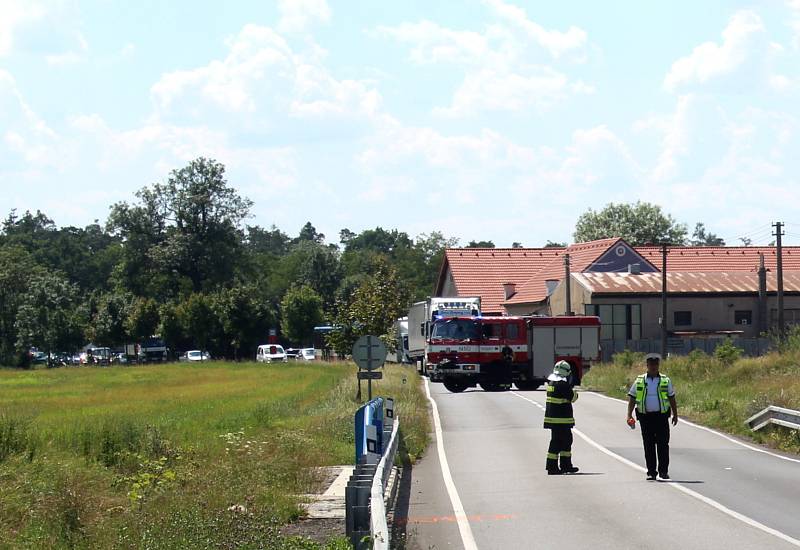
[352,335,387,401]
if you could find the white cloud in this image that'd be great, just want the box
[482,0,587,58]
[434,66,580,117]
[277,0,331,34]
[0,0,45,56]
[664,11,766,92]
[377,1,590,116]
[151,24,381,120]
[151,25,294,113]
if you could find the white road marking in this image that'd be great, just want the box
[424,378,479,550]
[586,391,800,464]
[510,391,800,549]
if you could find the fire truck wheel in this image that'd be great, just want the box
[443,380,467,393]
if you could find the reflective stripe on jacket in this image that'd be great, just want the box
[544,380,576,428]
[634,374,671,414]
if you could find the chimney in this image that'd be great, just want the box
[503,282,516,300]
[545,279,559,296]
[628,263,641,274]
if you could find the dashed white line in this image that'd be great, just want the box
[424,378,479,550]
[510,391,800,548]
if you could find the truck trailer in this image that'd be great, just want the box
[407,296,481,374]
[427,315,600,393]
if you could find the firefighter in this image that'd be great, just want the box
[544,360,579,475]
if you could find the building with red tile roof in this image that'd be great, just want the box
[434,238,800,344]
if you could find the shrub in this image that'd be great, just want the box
[714,339,743,366]
[612,349,644,369]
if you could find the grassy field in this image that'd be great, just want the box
[0,361,429,549]
[582,348,800,455]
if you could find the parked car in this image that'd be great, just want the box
[256,344,288,363]
[181,350,210,362]
[112,353,128,364]
[299,348,316,361]
[285,348,301,360]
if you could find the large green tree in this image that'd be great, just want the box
[214,285,272,360]
[88,291,132,346]
[280,285,324,347]
[327,259,410,356]
[0,247,46,365]
[573,202,688,246]
[125,297,160,344]
[14,272,84,362]
[177,293,218,353]
[108,158,252,297]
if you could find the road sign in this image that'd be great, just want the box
[352,335,387,371]
[357,371,383,380]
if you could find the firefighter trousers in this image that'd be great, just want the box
[546,426,574,471]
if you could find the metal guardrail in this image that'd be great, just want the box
[346,397,399,549]
[745,406,800,432]
[370,418,400,550]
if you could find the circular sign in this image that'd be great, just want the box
[352,335,387,371]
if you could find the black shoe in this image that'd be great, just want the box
[646,473,657,481]
[659,472,670,480]
[560,466,579,474]
[547,469,563,475]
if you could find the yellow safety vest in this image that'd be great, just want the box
[634,374,671,414]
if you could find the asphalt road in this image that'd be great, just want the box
[397,380,800,550]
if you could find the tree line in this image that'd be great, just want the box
[0,158,458,366]
[0,158,725,367]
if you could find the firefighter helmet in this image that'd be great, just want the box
[548,360,572,381]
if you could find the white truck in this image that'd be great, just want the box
[387,317,410,363]
[407,296,481,375]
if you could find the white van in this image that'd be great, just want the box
[256,344,288,363]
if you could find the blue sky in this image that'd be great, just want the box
[3,0,800,247]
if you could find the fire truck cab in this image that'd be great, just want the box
[428,315,600,393]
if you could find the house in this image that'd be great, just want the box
[435,238,800,348]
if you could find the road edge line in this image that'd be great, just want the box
[510,391,800,548]
[424,378,479,550]
[585,391,800,464]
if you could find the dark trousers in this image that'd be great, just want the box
[637,412,670,476]
[546,427,574,470]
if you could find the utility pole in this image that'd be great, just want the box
[661,243,668,359]
[564,254,573,315]
[774,222,785,333]
[757,252,767,335]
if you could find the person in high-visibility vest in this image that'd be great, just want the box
[544,360,579,475]
[626,353,678,480]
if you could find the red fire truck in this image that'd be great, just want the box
[427,315,601,393]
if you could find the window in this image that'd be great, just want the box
[674,311,692,327]
[585,304,641,341]
[734,310,752,325]
[506,323,519,339]
[482,323,502,339]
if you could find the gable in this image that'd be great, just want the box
[587,241,657,273]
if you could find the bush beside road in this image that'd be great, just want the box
[0,361,428,549]
[582,347,800,455]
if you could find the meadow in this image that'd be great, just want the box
[0,361,429,549]
[582,345,800,455]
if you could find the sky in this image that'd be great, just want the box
[3,0,800,248]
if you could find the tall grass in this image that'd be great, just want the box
[0,361,428,549]
[583,347,800,454]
